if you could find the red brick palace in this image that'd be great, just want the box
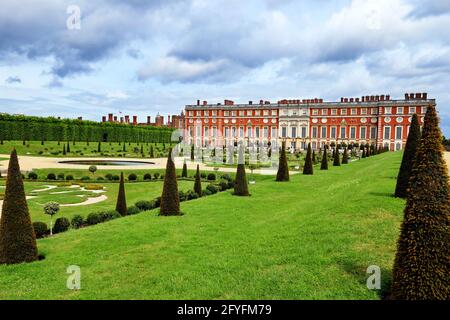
[184,93,435,151]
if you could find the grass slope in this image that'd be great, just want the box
[0,152,405,299]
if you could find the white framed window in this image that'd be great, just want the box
[212,110,217,116]
[370,127,377,139]
[271,127,277,138]
[224,127,229,137]
[232,127,236,138]
[212,126,217,137]
[263,127,268,138]
[341,109,347,115]
[384,126,391,140]
[301,127,307,138]
[397,107,403,114]
[351,108,357,115]
[255,127,260,138]
[312,109,319,115]
[247,127,253,138]
[340,127,346,138]
[331,127,336,139]
[291,127,297,138]
[204,127,209,137]
[255,110,261,116]
[231,111,237,117]
[350,127,356,139]
[385,107,392,114]
[360,127,366,139]
[371,108,378,115]
[281,127,287,138]
[271,110,277,116]
[331,109,337,115]
[421,106,427,114]
[361,108,367,115]
[321,109,328,115]
[239,126,244,137]
[246,110,252,116]
[312,127,318,138]
[396,126,402,140]
[263,110,269,116]
[409,106,416,114]
[224,111,229,116]
[239,111,245,116]
[321,127,327,138]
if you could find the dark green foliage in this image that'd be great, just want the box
[333,147,340,166]
[32,222,48,239]
[303,143,313,175]
[207,173,216,180]
[395,114,421,198]
[135,200,154,211]
[361,146,366,158]
[66,142,70,153]
[153,172,160,180]
[98,210,121,221]
[276,141,289,181]
[81,176,90,181]
[57,173,65,180]
[342,147,349,164]
[194,164,202,197]
[206,184,219,194]
[128,173,137,181]
[62,144,66,155]
[234,145,250,196]
[47,173,56,180]
[366,145,371,157]
[115,172,127,216]
[190,144,195,161]
[66,175,74,181]
[97,141,101,152]
[143,173,152,180]
[28,172,38,180]
[159,149,181,216]
[150,145,154,158]
[86,213,101,225]
[53,217,70,234]
[71,215,85,229]
[320,146,328,170]
[0,149,38,264]
[312,150,316,164]
[182,160,188,178]
[390,105,450,300]
[127,206,142,215]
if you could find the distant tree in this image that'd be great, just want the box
[342,147,349,164]
[182,160,188,178]
[303,143,313,175]
[115,172,127,216]
[320,145,328,170]
[123,143,126,152]
[66,141,70,153]
[98,141,101,152]
[312,149,316,164]
[190,144,195,161]
[276,141,289,181]
[89,165,97,178]
[62,144,66,155]
[150,145,154,158]
[159,149,181,216]
[333,146,340,166]
[390,105,450,300]
[366,144,371,157]
[361,146,366,158]
[0,149,38,264]
[194,164,202,197]
[395,114,421,198]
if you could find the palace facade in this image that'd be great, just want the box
[184,93,435,151]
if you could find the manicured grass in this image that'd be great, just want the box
[0,152,405,299]
[0,140,175,158]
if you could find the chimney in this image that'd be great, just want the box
[415,93,421,99]
[370,95,375,101]
[404,93,409,100]
[380,94,385,101]
[114,116,118,122]
[133,115,137,125]
[375,95,379,101]
[120,117,124,123]
[386,95,390,101]
[147,116,151,124]
[341,97,344,102]
[350,98,354,103]
[319,99,323,103]
[168,115,171,125]
[422,92,427,100]
[108,113,113,122]
[409,93,414,99]
[125,115,130,123]
[203,100,207,106]
[260,99,264,105]
[361,96,365,102]
[197,99,200,106]
[249,100,253,105]
[102,116,106,122]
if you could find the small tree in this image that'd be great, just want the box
[0,149,38,264]
[44,202,60,236]
[182,160,188,178]
[312,150,317,164]
[159,149,181,216]
[66,141,70,153]
[333,145,340,166]
[62,144,66,155]
[276,141,289,181]
[361,146,366,158]
[394,113,421,198]
[320,145,328,170]
[115,172,127,216]
[303,143,313,175]
[390,105,449,300]
[342,147,349,164]
[150,145,154,158]
[89,165,97,179]
[194,164,202,197]
[98,141,101,152]
[233,145,250,196]
[190,144,195,161]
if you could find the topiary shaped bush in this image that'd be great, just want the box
[66,175,74,181]
[143,173,152,180]
[28,172,38,180]
[53,217,70,234]
[86,212,101,226]
[127,206,142,215]
[47,173,56,180]
[135,200,154,211]
[128,173,137,181]
[71,215,84,229]
[32,222,48,239]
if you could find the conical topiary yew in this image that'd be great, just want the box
[233,145,250,196]
[390,105,450,300]
[320,146,328,170]
[394,113,421,198]
[194,164,202,197]
[333,146,340,166]
[276,141,289,181]
[115,172,127,216]
[342,147,349,164]
[303,142,313,175]
[159,149,181,216]
[0,149,38,264]
[182,160,188,178]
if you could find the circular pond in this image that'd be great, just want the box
[59,160,155,166]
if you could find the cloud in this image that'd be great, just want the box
[5,76,21,84]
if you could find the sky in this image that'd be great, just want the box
[0,0,449,135]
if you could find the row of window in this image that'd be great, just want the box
[189,126,278,138]
[311,108,378,116]
[187,110,277,117]
[280,126,378,139]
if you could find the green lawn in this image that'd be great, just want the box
[0,140,175,158]
[0,152,405,299]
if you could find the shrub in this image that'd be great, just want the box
[276,141,289,181]
[116,172,127,216]
[194,164,202,197]
[53,217,70,234]
[206,184,219,194]
[28,172,38,180]
[99,210,121,222]
[179,191,186,202]
[186,190,199,200]
[105,173,113,180]
[303,143,314,175]
[112,175,120,181]
[66,175,74,181]
[320,146,329,170]
[153,197,162,208]
[234,145,250,196]
[207,173,216,181]
[153,172,160,180]
[127,206,142,215]
[143,173,152,180]
[71,215,85,229]
[47,173,56,180]
[203,189,212,196]
[128,173,137,181]
[81,176,90,181]
[32,222,48,239]
[221,174,232,181]
[159,149,181,216]
[86,212,101,226]
[218,180,229,191]
[135,200,154,211]
[200,173,206,179]
[57,173,65,180]
[227,180,234,189]
[84,184,104,191]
